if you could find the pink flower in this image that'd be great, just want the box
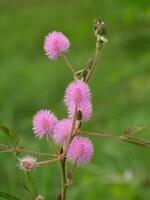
[64,80,92,121]
[44,31,70,60]
[67,137,94,166]
[18,156,38,171]
[33,110,58,139]
[53,119,72,144]
[67,101,92,121]
[64,80,91,107]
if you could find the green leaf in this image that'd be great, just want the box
[0,125,19,145]
[0,144,9,151]
[0,192,20,200]
[121,136,150,147]
[124,127,145,135]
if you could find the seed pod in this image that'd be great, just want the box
[77,110,82,121]
[59,147,63,154]
[93,18,102,30]
[97,24,107,36]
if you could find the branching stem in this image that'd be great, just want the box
[62,53,75,75]
[38,158,59,165]
[0,147,56,157]
[60,157,67,200]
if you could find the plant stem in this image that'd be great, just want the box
[78,130,120,140]
[18,149,56,157]
[0,149,12,153]
[62,53,75,75]
[78,130,150,147]
[26,171,37,199]
[0,146,56,157]
[49,137,59,155]
[64,106,77,158]
[38,158,59,165]
[0,147,56,157]
[69,158,78,177]
[60,157,67,200]
[85,48,99,83]
[59,106,78,200]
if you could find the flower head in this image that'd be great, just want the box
[44,31,70,60]
[64,80,91,107]
[67,137,94,166]
[67,101,93,122]
[64,80,92,121]
[33,109,58,139]
[53,119,72,144]
[18,156,38,171]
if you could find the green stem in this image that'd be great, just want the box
[78,130,150,147]
[38,158,59,165]
[26,171,37,199]
[60,158,67,200]
[0,149,12,153]
[85,48,99,83]
[62,53,75,75]
[0,147,56,157]
[49,137,59,155]
[18,149,56,157]
[78,130,119,140]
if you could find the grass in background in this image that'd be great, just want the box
[0,0,150,199]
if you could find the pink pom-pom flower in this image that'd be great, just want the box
[44,31,70,60]
[67,101,93,122]
[67,137,94,166]
[64,80,92,121]
[53,119,72,144]
[64,80,91,106]
[33,109,58,139]
[18,156,38,171]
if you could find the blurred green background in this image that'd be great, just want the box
[0,0,150,199]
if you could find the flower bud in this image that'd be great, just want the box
[93,18,108,46]
[35,195,44,200]
[59,147,63,154]
[18,156,38,171]
[93,18,102,31]
[77,110,82,121]
[97,23,107,36]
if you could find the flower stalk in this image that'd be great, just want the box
[62,53,75,75]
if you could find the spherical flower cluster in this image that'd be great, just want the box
[18,156,38,171]
[44,31,70,60]
[33,110,58,139]
[64,80,91,106]
[53,119,72,144]
[67,137,94,166]
[68,102,93,122]
[64,80,92,121]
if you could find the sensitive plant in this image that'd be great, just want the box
[0,18,150,200]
